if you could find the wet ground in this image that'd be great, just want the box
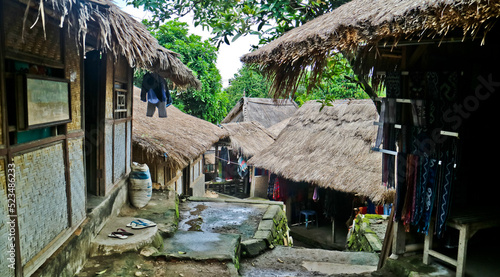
[178,200,268,241]
[77,191,500,277]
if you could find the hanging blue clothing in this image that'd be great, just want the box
[141,72,167,102]
[141,72,173,117]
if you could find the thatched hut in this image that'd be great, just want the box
[242,0,500,275]
[220,121,276,158]
[132,87,227,196]
[222,97,298,128]
[248,99,391,203]
[0,0,200,276]
[248,99,391,246]
[215,121,276,198]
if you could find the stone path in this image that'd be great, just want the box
[75,191,456,277]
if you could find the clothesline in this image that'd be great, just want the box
[215,155,240,165]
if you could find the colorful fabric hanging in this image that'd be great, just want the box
[394,152,407,222]
[402,154,418,231]
[418,158,438,235]
[435,154,455,238]
[312,186,319,202]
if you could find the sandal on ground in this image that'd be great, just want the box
[126,219,157,229]
[108,232,128,239]
[116,228,134,236]
[127,218,156,229]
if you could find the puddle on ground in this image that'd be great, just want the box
[184,204,206,231]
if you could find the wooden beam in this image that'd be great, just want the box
[378,206,395,270]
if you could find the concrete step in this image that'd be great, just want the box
[90,217,161,257]
[160,231,241,262]
[158,230,241,274]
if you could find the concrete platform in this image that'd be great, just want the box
[90,217,159,257]
[160,231,241,262]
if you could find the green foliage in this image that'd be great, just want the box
[293,54,368,107]
[223,65,271,111]
[141,19,228,123]
[128,0,351,47]
[223,55,367,109]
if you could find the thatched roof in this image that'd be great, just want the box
[220,122,276,158]
[267,118,291,137]
[241,0,500,97]
[132,87,227,170]
[27,0,201,89]
[221,97,298,128]
[248,99,393,203]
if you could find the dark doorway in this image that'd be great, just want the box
[84,50,105,196]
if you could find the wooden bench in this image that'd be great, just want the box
[423,210,500,277]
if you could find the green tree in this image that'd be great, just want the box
[293,55,368,106]
[224,65,271,110]
[223,55,367,108]
[128,0,351,47]
[142,19,228,123]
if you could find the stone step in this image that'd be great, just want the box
[159,231,241,263]
[90,217,161,257]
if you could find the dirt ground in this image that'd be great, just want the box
[239,246,379,277]
[77,246,382,277]
[76,252,234,277]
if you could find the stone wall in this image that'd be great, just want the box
[346,214,387,253]
[241,204,291,257]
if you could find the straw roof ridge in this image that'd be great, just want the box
[221,97,299,128]
[132,87,227,170]
[221,121,276,158]
[267,117,291,137]
[241,0,500,97]
[248,99,394,202]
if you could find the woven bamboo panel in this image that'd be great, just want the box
[106,55,114,119]
[4,1,62,62]
[114,55,129,82]
[65,30,82,131]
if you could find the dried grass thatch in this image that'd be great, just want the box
[222,97,298,128]
[248,99,394,203]
[132,87,227,170]
[24,0,201,89]
[221,122,276,158]
[267,117,291,137]
[241,0,500,98]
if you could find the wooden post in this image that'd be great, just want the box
[392,221,406,254]
[456,225,469,277]
[378,207,395,270]
[214,143,219,179]
[423,219,434,265]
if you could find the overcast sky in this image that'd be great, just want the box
[117,1,259,88]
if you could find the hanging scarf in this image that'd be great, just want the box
[394,152,407,222]
[412,154,428,226]
[435,154,455,238]
[418,158,438,235]
[402,154,418,231]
